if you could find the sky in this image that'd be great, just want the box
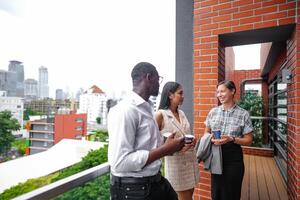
[0,0,176,98]
[0,0,261,99]
[233,44,260,70]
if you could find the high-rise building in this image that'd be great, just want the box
[0,69,17,97]
[55,89,64,100]
[76,88,84,102]
[0,70,7,92]
[0,91,7,97]
[38,66,49,99]
[78,85,107,124]
[24,79,38,100]
[8,60,24,97]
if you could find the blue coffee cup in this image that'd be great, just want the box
[212,130,221,139]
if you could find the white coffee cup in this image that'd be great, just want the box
[184,134,194,144]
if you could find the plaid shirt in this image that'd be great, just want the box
[204,104,253,137]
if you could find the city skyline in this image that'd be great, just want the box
[0,0,176,98]
[0,0,261,99]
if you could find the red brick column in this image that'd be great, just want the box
[286,22,300,200]
[193,0,298,199]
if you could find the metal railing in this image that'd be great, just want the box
[250,116,287,182]
[12,163,110,200]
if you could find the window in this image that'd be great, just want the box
[75,134,82,139]
[76,118,83,123]
[268,65,287,182]
[76,126,82,131]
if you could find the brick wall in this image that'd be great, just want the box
[286,24,300,200]
[268,48,287,82]
[194,0,299,199]
[242,146,273,157]
[228,69,261,100]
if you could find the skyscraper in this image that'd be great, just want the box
[38,66,49,99]
[8,60,24,97]
[0,69,17,97]
[55,89,64,100]
[24,79,38,100]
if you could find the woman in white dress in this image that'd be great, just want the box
[155,81,199,200]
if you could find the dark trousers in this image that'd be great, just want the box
[110,173,178,200]
[211,143,244,200]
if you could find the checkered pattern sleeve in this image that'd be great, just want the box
[242,110,253,135]
[204,108,214,128]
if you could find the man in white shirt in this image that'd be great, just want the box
[108,62,185,200]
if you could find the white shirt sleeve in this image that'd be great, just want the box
[108,104,149,173]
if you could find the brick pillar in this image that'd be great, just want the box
[286,21,300,200]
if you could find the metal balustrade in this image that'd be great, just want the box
[12,162,110,200]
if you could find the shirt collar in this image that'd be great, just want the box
[129,91,152,107]
[221,103,237,113]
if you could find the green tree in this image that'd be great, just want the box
[238,93,264,147]
[0,145,109,200]
[12,139,27,155]
[0,111,21,155]
[93,130,108,142]
[96,117,102,124]
[238,93,263,116]
[54,175,109,200]
[23,108,45,120]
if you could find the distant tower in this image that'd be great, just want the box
[0,70,17,96]
[8,60,24,97]
[24,79,38,100]
[76,88,84,101]
[55,89,64,100]
[38,66,49,99]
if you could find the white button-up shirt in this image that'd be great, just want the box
[108,91,163,177]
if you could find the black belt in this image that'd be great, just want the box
[110,173,161,184]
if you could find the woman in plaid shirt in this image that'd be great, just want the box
[204,80,253,200]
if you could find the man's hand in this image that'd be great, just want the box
[145,132,185,166]
[163,132,185,155]
[180,137,197,153]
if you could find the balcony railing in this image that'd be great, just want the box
[12,163,110,200]
[250,116,287,182]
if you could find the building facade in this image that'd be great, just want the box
[24,79,38,100]
[54,112,87,144]
[0,69,17,97]
[8,60,24,97]
[55,89,64,100]
[28,112,87,155]
[28,120,54,154]
[78,85,107,125]
[38,66,49,99]
[24,99,74,114]
[0,95,24,126]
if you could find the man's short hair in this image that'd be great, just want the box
[131,62,158,82]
